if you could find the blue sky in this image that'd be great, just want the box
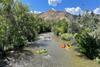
[22,0,100,15]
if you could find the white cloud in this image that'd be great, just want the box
[34,11,42,14]
[30,11,33,13]
[93,7,100,14]
[65,7,83,15]
[30,10,41,14]
[51,8,56,11]
[48,0,62,6]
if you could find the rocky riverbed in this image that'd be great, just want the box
[1,33,72,67]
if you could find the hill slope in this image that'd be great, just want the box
[38,9,76,21]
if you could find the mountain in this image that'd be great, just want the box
[38,9,77,22]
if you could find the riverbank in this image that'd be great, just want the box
[7,32,72,67]
[52,33,100,67]
[2,32,99,67]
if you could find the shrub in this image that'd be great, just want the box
[0,0,37,53]
[77,11,99,32]
[75,31,100,59]
[52,19,69,36]
[61,33,73,41]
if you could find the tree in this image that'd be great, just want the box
[78,11,99,32]
[75,31,100,59]
[0,0,38,54]
[52,19,69,35]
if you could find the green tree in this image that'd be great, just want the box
[78,11,99,32]
[52,19,69,35]
[75,31,100,59]
[0,0,37,53]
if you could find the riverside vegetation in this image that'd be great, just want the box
[0,0,100,66]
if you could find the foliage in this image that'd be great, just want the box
[0,0,54,53]
[52,19,69,36]
[61,33,73,41]
[0,15,11,51]
[68,22,81,33]
[36,18,52,34]
[0,0,38,52]
[77,11,99,32]
[21,14,38,42]
[75,30,100,59]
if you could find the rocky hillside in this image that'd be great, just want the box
[38,9,77,21]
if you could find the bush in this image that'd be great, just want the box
[0,0,37,53]
[52,19,69,36]
[75,31,100,59]
[77,11,99,32]
[61,33,73,41]
[68,22,81,33]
